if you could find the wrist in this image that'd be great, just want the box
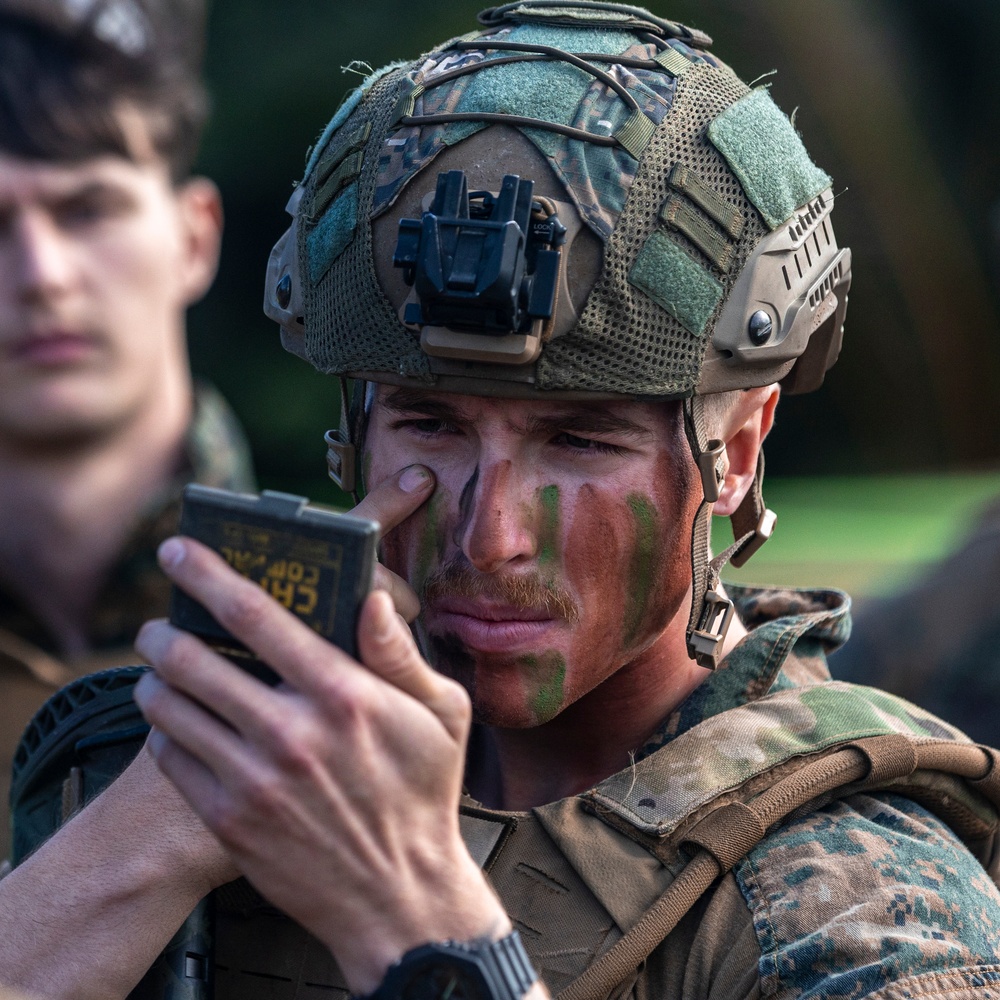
[338,855,512,994]
[357,930,539,1000]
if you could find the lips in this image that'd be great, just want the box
[427,596,562,653]
[8,331,99,366]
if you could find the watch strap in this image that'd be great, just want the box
[475,930,537,999]
[360,929,538,1000]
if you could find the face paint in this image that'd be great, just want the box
[519,651,567,722]
[459,466,480,528]
[623,493,659,646]
[537,484,560,571]
[411,489,446,600]
[365,388,698,731]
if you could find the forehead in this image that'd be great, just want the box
[0,151,169,209]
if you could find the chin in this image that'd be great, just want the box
[0,395,124,445]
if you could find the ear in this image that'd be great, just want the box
[174,177,223,306]
[712,384,780,517]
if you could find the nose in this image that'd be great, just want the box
[11,212,76,304]
[457,458,537,574]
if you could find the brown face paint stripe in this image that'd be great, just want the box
[668,164,745,239]
[660,195,735,273]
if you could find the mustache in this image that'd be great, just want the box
[422,561,580,623]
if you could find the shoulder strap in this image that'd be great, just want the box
[556,687,1000,1000]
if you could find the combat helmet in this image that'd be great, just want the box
[264,1,852,669]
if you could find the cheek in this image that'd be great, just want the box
[564,466,691,655]
[564,484,633,638]
[97,220,183,308]
[379,487,450,596]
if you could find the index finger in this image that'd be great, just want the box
[351,464,435,536]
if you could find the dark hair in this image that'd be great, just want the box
[0,13,208,183]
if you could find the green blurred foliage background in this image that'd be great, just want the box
[186,0,1000,591]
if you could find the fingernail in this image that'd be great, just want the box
[158,538,185,569]
[147,729,167,758]
[399,465,432,493]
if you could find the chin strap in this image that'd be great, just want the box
[325,376,364,504]
[683,396,776,670]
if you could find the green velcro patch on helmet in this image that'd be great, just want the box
[502,20,641,51]
[303,60,410,185]
[629,231,723,338]
[454,24,635,130]
[307,183,359,284]
[707,88,831,230]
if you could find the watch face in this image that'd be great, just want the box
[400,958,487,1000]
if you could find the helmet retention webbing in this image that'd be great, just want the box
[683,396,775,670]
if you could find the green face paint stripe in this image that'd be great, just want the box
[520,651,566,721]
[623,493,658,645]
[413,491,444,596]
[538,485,561,568]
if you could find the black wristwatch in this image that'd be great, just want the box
[360,930,538,1000]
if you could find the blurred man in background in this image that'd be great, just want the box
[0,0,254,857]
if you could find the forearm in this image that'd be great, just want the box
[0,746,228,1000]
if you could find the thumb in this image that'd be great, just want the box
[351,465,435,623]
[357,590,471,743]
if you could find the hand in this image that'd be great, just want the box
[133,467,511,994]
[351,464,434,622]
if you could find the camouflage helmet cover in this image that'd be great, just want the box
[265,1,851,404]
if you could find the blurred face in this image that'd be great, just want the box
[366,387,698,729]
[0,151,205,446]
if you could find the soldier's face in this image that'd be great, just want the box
[0,149,215,447]
[366,386,698,728]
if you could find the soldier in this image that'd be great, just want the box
[2,5,999,999]
[0,0,254,855]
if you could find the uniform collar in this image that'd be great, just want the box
[636,584,852,760]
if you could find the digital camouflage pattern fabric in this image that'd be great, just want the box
[481,585,1000,998]
[0,382,254,860]
[372,28,719,239]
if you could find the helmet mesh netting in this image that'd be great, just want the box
[303,61,770,398]
[303,67,433,381]
[538,62,768,397]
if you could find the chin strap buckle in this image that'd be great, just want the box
[730,507,777,569]
[696,439,726,503]
[687,589,736,670]
[324,427,356,494]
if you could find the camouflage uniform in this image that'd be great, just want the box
[0,382,254,860]
[831,497,1000,747]
[457,585,1000,999]
[107,585,992,997]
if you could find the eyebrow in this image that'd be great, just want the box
[0,180,131,216]
[524,410,653,440]
[381,387,653,440]
[380,388,464,420]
